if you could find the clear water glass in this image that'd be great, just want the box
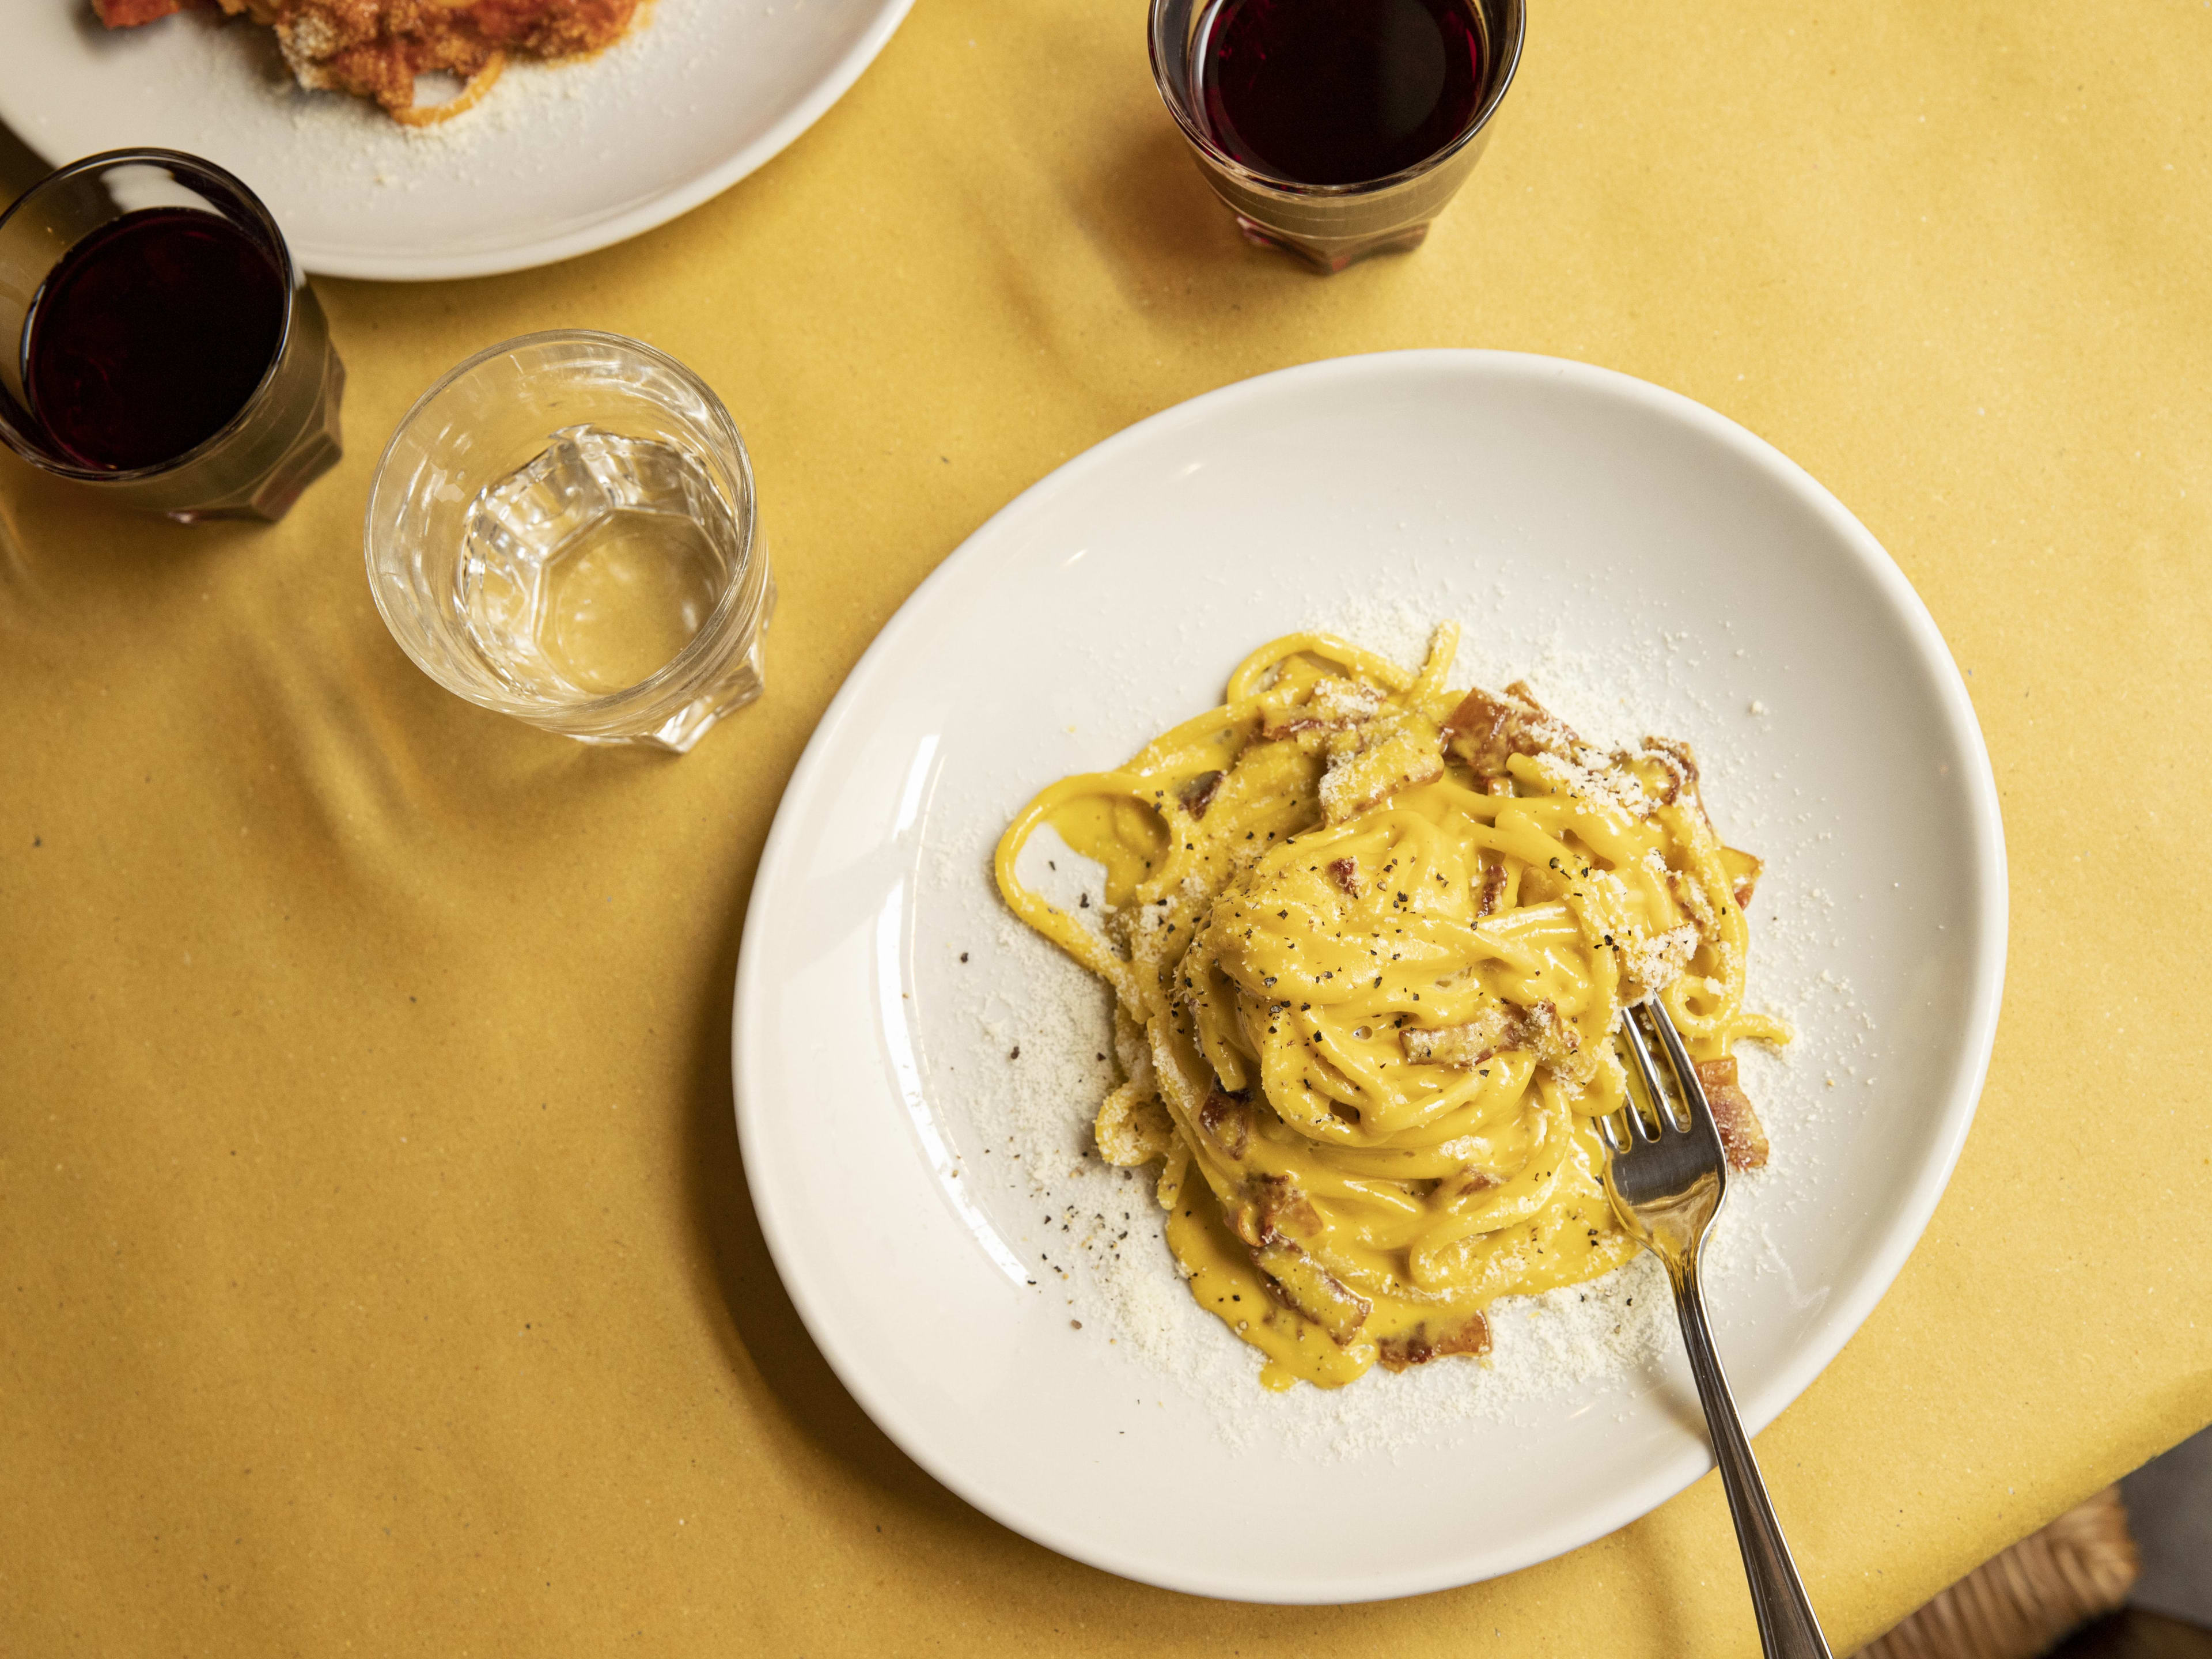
[365,331,773,753]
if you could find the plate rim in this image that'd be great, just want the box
[0,0,916,282]
[730,348,2010,1603]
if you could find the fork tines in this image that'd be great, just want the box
[1603,998,1713,1153]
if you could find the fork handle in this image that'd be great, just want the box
[1668,1256,1835,1659]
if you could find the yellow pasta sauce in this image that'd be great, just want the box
[995,627,1784,1389]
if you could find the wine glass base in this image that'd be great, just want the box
[1232,215,1432,274]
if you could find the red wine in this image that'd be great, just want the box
[1196,0,1486,187]
[24,207,286,472]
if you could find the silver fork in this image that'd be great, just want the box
[1601,998,1834,1659]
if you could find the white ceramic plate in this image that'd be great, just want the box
[0,0,911,280]
[732,351,2006,1603]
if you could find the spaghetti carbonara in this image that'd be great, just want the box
[995,627,1785,1389]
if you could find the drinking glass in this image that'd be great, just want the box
[0,149,344,521]
[365,331,774,754]
[1149,0,1525,273]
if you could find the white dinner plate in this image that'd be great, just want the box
[732,351,2006,1603]
[0,0,911,280]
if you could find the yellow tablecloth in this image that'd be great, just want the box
[4,1,2209,1651]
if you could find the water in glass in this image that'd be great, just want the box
[457,425,738,700]
[366,331,770,753]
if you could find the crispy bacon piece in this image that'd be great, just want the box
[1646,736,1762,907]
[1437,1166,1499,1203]
[1643,737,1761,916]
[1442,682,1581,779]
[1403,999,1579,1072]
[1325,857,1362,897]
[1249,1172,1322,1243]
[1475,861,1507,917]
[1197,1085,1251,1160]
[1376,1313,1491,1371]
[1317,712,1445,823]
[1253,1240,1371,1344]
[1721,846,1763,911]
[1259,676,1384,739]
[1641,734,1700,804]
[1694,1056,1770,1171]
[1663,862,1718,932]
[1513,999,1581,1069]
[1403,1005,1512,1067]
[1224,1169,1369,1344]
[1177,770,1224,819]
[1225,1171,1323,1250]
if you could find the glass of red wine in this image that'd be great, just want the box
[1150,0,1524,272]
[0,149,343,522]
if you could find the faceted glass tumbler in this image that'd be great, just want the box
[364,331,774,755]
[1149,0,1525,273]
[0,149,343,522]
